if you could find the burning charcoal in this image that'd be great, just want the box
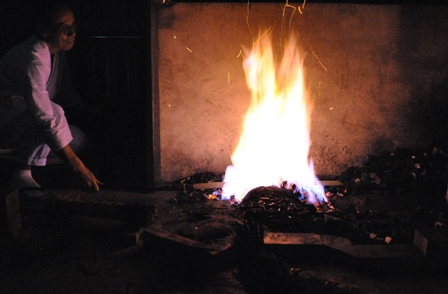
[204,189,222,200]
[290,183,297,193]
[205,194,217,200]
[337,192,344,197]
[325,186,347,198]
[323,202,333,211]
[229,195,238,206]
[281,181,288,189]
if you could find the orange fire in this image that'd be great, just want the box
[222,33,328,207]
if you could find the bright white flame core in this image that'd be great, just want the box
[222,34,328,206]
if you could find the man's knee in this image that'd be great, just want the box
[69,125,88,154]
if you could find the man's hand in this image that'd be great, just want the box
[56,145,103,191]
[72,156,103,191]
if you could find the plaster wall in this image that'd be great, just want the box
[155,2,448,185]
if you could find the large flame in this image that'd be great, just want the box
[222,33,328,206]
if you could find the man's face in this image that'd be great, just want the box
[48,9,76,52]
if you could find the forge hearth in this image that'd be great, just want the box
[139,141,448,263]
[181,183,415,246]
[138,182,421,259]
[135,185,429,274]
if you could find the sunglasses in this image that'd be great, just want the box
[58,24,76,36]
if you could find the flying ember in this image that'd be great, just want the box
[222,33,328,207]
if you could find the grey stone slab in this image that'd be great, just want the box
[264,232,323,245]
[320,234,359,257]
[414,229,448,257]
[354,245,392,258]
[265,232,423,260]
[1,189,21,239]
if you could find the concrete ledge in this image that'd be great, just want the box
[264,232,423,260]
[264,232,323,245]
[138,226,234,256]
[414,229,448,256]
[0,189,21,239]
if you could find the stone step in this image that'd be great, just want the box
[263,231,423,260]
[414,228,448,258]
[0,189,21,239]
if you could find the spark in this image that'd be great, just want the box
[246,0,253,34]
[186,47,193,53]
[318,61,328,71]
[289,9,297,31]
[298,0,307,14]
[237,49,243,58]
[310,46,328,71]
[280,0,299,45]
[282,1,297,33]
[282,0,296,17]
[253,27,272,46]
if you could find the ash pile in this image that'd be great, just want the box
[338,146,448,205]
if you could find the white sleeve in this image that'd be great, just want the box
[23,42,73,151]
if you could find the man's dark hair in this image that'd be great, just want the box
[32,0,73,40]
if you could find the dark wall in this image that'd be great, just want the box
[68,0,153,191]
[0,2,34,56]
